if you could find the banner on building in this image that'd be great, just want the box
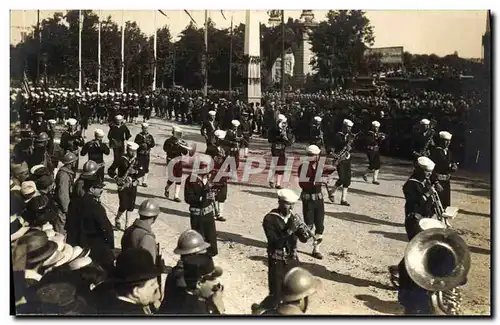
[365,46,404,64]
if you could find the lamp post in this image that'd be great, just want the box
[268,10,285,102]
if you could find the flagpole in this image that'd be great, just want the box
[36,10,40,86]
[120,10,125,93]
[153,10,157,91]
[229,14,233,97]
[97,10,101,93]
[203,10,208,97]
[78,10,82,91]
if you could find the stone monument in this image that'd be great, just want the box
[244,10,262,105]
[293,10,317,87]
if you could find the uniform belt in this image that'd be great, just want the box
[367,145,379,151]
[300,193,323,201]
[189,205,214,216]
[273,144,285,149]
[436,174,451,181]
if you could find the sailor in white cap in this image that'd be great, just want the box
[327,119,357,206]
[107,141,144,230]
[224,120,242,169]
[80,128,110,182]
[108,114,132,167]
[201,110,220,146]
[142,94,153,123]
[310,116,324,149]
[31,110,49,136]
[163,126,193,202]
[130,93,140,123]
[428,131,458,209]
[239,110,253,158]
[60,118,84,173]
[362,120,386,185]
[268,113,294,189]
[134,123,156,187]
[258,188,301,310]
[412,118,435,159]
[205,129,228,222]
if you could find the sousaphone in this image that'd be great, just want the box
[177,139,197,156]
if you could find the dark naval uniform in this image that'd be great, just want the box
[239,119,252,150]
[163,137,188,186]
[429,146,456,209]
[200,119,219,146]
[268,126,295,176]
[134,132,156,175]
[224,128,241,169]
[364,130,384,171]
[80,139,110,182]
[332,131,355,188]
[411,130,435,159]
[108,155,145,213]
[107,124,131,165]
[60,130,85,171]
[309,124,324,149]
[402,173,434,240]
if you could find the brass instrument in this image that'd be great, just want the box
[427,181,459,228]
[405,228,471,315]
[289,213,316,243]
[418,129,435,157]
[329,131,361,167]
[115,157,138,191]
[177,139,196,156]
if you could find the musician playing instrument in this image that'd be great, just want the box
[205,130,229,222]
[134,123,156,188]
[327,119,356,206]
[108,141,145,230]
[362,120,386,185]
[429,131,458,209]
[200,110,219,146]
[184,155,218,257]
[163,126,190,202]
[309,116,324,149]
[239,112,252,158]
[256,189,311,311]
[60,118,85,173]
[225,120,243,169]
[81,129,110,182]
[411,118,435,159]
[397,222,470,315]
[107,115,131,167]
[268,114,295,189]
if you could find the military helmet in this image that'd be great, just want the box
[61,152,78,165]
[35,132,49,143]
[82,160,99,176]
[138,199,160,218]
[282,267,321,302]
[173,229,210,255]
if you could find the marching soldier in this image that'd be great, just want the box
[184,155,218,257]
[206,130,229,222]
[411,118,435,159]
[31,111,49,136]
[200,110,219,146]
[107,115,131,168]
[142,95,153,123]
[309,116,324,149]
[134,123,156,187]
[60,118,85,173]
[163,127,190,202]
[268,114,295,189]
[108,142,145,230]
[402,156,437,240]
[256,267,321,315]
[297,145,335,259]
[327,119,356,206]
[121,199,160,261]
[239,112,252,158]
[362,120,386,185]
[225,120,242,169]
[429,131,459,209]
[80,129,110,182]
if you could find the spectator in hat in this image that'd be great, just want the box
[21,180,38,204]
[27,132,53,173]
[11,162,30,186]
[34,282,95,315]
[91,248,162,315]
[22,194,58,229]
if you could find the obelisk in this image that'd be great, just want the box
[294,10,317,88]
[244,10,261,105]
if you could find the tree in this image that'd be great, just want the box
[309,10,375,88]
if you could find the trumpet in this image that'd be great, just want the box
[289,213,316,243]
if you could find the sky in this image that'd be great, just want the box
[10,10,488,58]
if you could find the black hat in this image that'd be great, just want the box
[83,176,105,190]
[35,175,54,191]
[110,248,162,284]
[36,282,94,314]
[183,254,223,286]
[16,230,58,264]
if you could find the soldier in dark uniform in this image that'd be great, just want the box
[184,155,218,257]
[27,132,54,173]
[80,98,91,139]
[206,130,229,222]
[80,129,110,182]
[142,95,153,123]
[200,110,219,146]
[239,112,252,158]
[402,156,437,241]
[411,118,435,159]
[13,129,34,165]
[309,116,324,149]
[362,120,386,185]
[108,142,145,230]
[46,119,56,158]
[163,126,189,202]
[429,131,458,209]
[225,120,242,169]
[327,119,356,206]
[107,115,131,168]
[31,111,49,136]
[297,145,335,260]
[54,152,78,234]
[268,114,295,189]
[72,160,100,199]
[122,199,160,261]
[60,118,84,173]
[134,123,156,188]
[255,267,321,315]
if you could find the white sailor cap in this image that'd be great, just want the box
[306,145,321,155]
[48,119,57,125]
[418,218,446,231]
[94,129,104,137]
[173,126,182,133]
[67,118,77,126]
[420,118,430,125]
[21,181,37,196]
[439,131,452,140]
[142,123,149,128]
[343,119,354,127]
[417,156,435,172]
[278,114,286,121]
[372,121,381,127]
[115,115,123,121]
[231,120,240,127]
[277,189,299,204]
[127,142,139,151]
[214,130,227,140]
[208,110,216,116]
[313,116,322,122]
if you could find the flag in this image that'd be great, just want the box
[220,10,227,20]
[184,10,198,25]
[21,70,31,98]
[158,10,169,18]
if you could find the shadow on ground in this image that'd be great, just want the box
[241,189,279,200]
[355,294,403,315]
[459,209,490,218]
[217,231,267,249]
[369,230,408,243]
[327,211,404,228]
[469,245,491,256]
